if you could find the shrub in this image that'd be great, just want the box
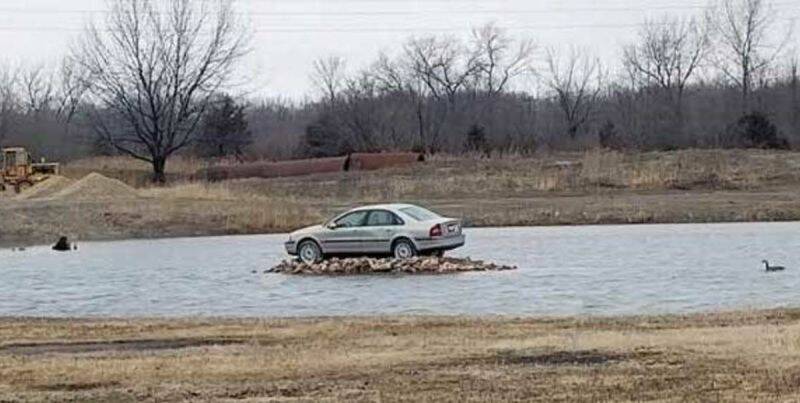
[732,112,789,149]
[598,120,625,150]
[195,94,252,159]
[301,114,352,158]
[464,124,490,157]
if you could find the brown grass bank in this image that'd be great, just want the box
[3,149,800,246]
[3,309,800,401]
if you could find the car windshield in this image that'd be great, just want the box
[400,206,441,221]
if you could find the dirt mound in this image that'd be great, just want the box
[15,176,75,200]
[51,173,139,201]
[267,257,517,276]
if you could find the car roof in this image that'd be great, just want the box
[348,203,419,212]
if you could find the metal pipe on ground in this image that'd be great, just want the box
[196,153,424,181]
[347,153,425,171]
[198,156,348,181]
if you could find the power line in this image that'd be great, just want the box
[0,2,796,17]
[0,23,664,33]
[0,17,796,34]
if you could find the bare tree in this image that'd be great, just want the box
[403,35,483,105]
[0,65,19,146]
[370,51,443,153]
[471,23,535,97]
[707,0,790,111]
[543,48,603,139]
[21,65,55,116]
[371,52,408,93]
[54,58,88,123]
[74,0,249,182]
[790,54,799,135]
[396,35,485,151]
[310,56,347,106]
[623,15,708,121]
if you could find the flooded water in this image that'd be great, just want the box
[2,222,800,317]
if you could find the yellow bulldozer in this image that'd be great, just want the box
[0,147,60,193]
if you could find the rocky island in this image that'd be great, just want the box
[267,256,517,275]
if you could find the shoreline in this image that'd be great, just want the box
[1,304,796,321]
[5,149,800,247]
[3,308,800,400]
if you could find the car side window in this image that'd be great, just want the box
[365,210,403,226]
[334,211,368,228]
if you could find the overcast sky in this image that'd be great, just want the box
[0,0,797,100]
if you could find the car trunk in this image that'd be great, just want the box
[432,218,462,237]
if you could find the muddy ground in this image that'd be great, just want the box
[3,310,800,401]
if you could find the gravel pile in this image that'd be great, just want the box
[15,176,75,200]
[51,173,139,200]
[267,257,517,275]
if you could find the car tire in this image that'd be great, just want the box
[392,238,417,259]
[14,181,32,194]
[297,240,322,264]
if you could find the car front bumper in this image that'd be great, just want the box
[415,234,466,252]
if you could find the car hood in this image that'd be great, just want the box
[289,224,325,239]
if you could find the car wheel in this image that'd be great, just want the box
[392,238,417,259]
[298,240,322,264]
[15,181,32,194]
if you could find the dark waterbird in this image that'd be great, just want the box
[762,260,786,272]
[52,237,72,252]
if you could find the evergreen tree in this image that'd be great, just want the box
[196,94,252,159]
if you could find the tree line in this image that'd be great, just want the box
[0,0,796,181]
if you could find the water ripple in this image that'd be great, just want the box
[3,222,800,317]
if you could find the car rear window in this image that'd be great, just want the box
[400,206,441,221]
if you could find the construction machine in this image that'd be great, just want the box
[0,147,60,193]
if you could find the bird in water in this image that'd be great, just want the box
[762,260,786,272]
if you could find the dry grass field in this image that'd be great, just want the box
[3,309,800,401]
[3,149,800,246]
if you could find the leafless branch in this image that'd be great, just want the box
[623,15,709,102]
[706,0,793,110]
[471,23,535,97]
[311,55,347,106]
[544,47,603,139]
[73,0,249,182]
[0,65,19,146]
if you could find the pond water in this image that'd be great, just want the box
[2,222,800,317]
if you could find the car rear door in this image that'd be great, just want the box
[362,210,405,253]
[322,211,370,254]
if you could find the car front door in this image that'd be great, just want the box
[322,211,369,254]
[361,210,404,253]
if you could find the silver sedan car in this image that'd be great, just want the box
[285,204,465,264]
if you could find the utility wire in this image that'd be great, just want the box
[0,23,672,33]
[0,18,796,34]
[0,2,796,16]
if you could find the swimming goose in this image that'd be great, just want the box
[762,260,786,272]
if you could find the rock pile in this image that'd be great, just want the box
[267,257,517,276]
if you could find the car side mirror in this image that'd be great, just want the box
[326,222,339,230]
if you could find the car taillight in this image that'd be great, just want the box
[429,224,443,237]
